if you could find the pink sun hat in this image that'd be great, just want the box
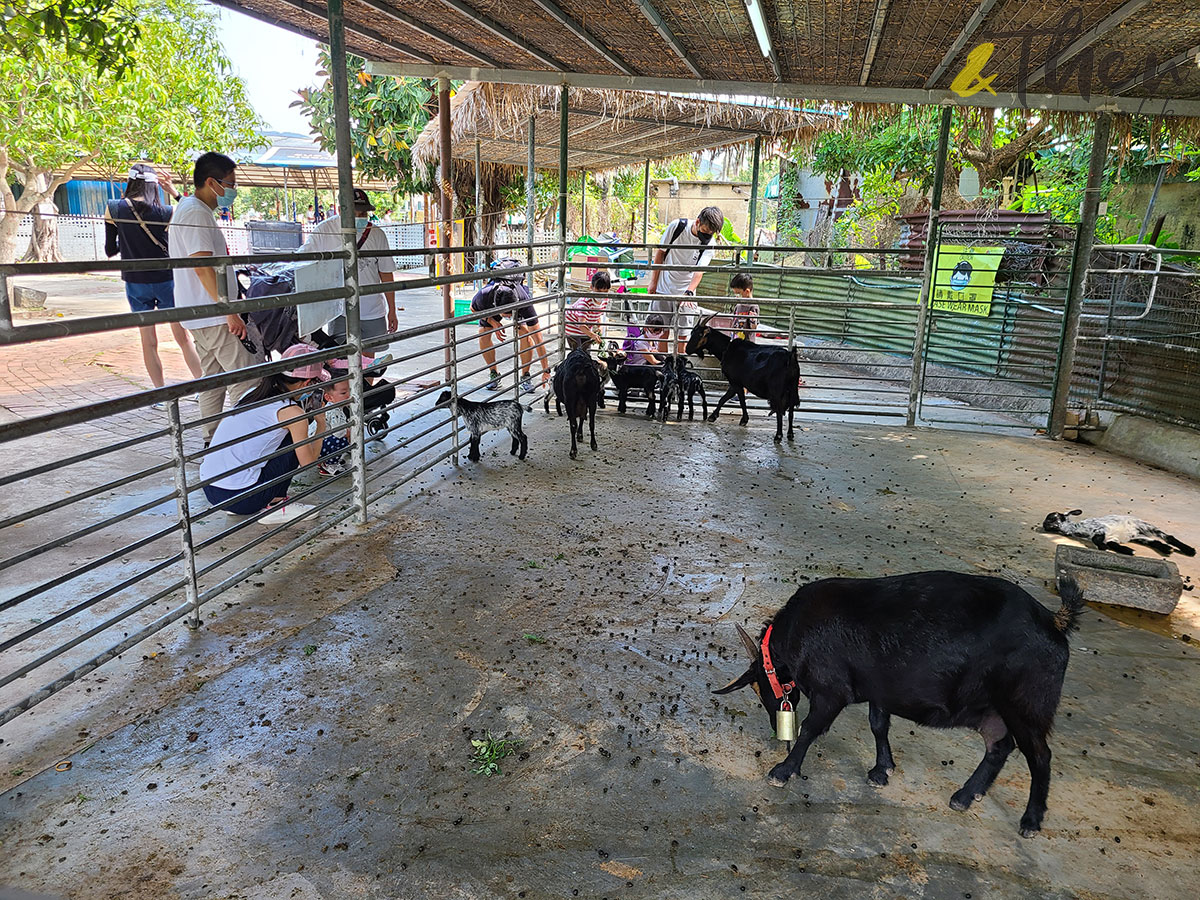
[280,343,330,381]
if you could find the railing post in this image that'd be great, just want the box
[526,114,536,272]
[449,320,461,465]
[167,399,202,629]
[558,85,569,361]
[787,303,796,350]
[905,106,953,427]
[641,158,650,248]
[328,0,368,525]
[1051,112,1113,440]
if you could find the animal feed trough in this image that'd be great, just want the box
[1054,545,1183,614]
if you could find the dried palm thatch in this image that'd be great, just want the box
[411,82,841,174]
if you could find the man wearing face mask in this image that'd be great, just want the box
[301,187,397,343]
[648,205,724,354]
[169,151,262,442]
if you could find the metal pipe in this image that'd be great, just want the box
[326,0,368,526]
[748,135,761,255]
[580,169,587,236]
[475,136,483,276]
[558,84,569,361]
[905,106,953,427]
[167,400,202,628]
[527,114,537,269]
[1050,112,1112,440]
[439,76,454,383]
[642,159,651,246]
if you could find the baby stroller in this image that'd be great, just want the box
[362,355,396,438]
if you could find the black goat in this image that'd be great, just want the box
[598,349,659,418]
[685,316,799,442]
[544,352,609,416]
[715,571,1085,837]
[658,354,707,422]
[1042,509,1195,556]
[437,391,527,462]
[556,346,602,459]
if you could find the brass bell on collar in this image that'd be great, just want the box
[776,699,796,742]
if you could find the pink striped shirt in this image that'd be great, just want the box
[565,296,609,337]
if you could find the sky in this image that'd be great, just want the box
[210,3,322,135]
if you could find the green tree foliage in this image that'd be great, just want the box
[296,49,436,193]
[2,0,139,77]
[0,0,264,262]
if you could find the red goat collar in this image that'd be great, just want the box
[761,624,794,700]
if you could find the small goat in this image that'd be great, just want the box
[658,354,707,422]
[715,571,1085,837]
[686,316,799,442]
[1042,509,1195,556]
[556,346,602,459]
[437,391,528,462]
[597,349,659,418]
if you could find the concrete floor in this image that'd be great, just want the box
[3,407,1200,899]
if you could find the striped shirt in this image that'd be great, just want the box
[565,296,609,338]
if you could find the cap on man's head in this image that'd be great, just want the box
[352,188,375,210]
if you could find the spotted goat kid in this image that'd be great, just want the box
[437,391,529,462]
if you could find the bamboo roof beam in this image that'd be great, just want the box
[924,0,1003,89]
[1025,0,1154,88]
[629,0,704,78]
[527,0,638,75]
[354,0,502,68]
[430,0,567,71]
[860,0,893,86]
[232,0,433,62]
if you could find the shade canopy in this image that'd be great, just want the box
[212,0,1200,121]
[409,81,838,173]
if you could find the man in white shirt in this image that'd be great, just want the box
[300,188,397,341]
[169,152,261,442]
[648,205,724,353]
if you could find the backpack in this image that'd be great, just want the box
[243,267,300,357]
[488,256,526,285]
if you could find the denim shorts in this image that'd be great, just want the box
[125,279,175,313]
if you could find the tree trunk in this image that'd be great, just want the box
[0,210,25,265]
[17,173,63,263]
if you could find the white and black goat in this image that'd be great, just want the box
[1042,509,1195,556]
[437,391,528,462]
[658,354,707,422]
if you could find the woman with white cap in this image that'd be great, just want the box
[199,343,331,524]
[104,163,203,397]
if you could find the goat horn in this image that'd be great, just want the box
[698,314,715,328]
[735,624,759,659]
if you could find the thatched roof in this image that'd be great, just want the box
[216,0,1200,124]
[410,82,838,173]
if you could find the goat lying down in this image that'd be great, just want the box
[437,391,528,462]
[716,571,1085,837]
[1042,509,1195,556]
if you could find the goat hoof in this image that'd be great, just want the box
[787,433,795,442]
[739,418,749,426]
[867,767,890,786]
[706,413,718,423]
[1019,825,1041,839]
[949,791,973,812]
[767,762,792,786]
[773,434,782,443]
[766,775,788,788]
[570,450,577,460]
[590,440,598,451]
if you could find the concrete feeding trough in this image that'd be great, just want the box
[1055,544,1183,614]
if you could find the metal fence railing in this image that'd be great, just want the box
[3,231,1141,732]
[1072,244,1200,431]
[0,235,564,728]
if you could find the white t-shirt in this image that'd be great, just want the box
[168,196,238,330]
[301,218,397,321]
[199,399,289,490]
[653,218,715,297]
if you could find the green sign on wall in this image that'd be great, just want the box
[931,244,1006,317]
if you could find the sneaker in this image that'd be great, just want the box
[319,458,350,478]
[520,378,534,394]
[260,501,315,525]
[485,370,503,391]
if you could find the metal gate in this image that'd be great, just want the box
[914,223,1076,431]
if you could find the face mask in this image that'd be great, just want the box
[355,216,369,230]
[212,179,237,206]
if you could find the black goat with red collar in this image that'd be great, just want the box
[716,570,1085,837]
